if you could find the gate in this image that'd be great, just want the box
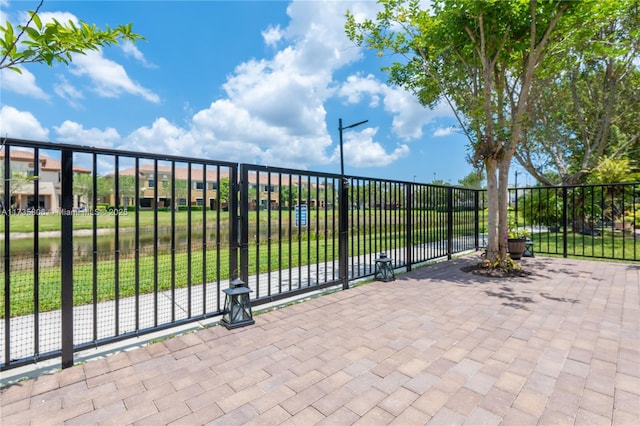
[237,165,344,305]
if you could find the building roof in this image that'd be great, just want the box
[0,148,91,174]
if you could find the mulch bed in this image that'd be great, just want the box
[461,262,533,278]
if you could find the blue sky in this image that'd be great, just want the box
[0,0,489,185]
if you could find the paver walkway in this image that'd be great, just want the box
[1,255,639,425]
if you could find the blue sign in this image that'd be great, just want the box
[295,204,307,227]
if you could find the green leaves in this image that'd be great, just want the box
[0,7,144,71]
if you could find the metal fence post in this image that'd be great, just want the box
[474,190,480,250]
[447,186,453,260]
[339,177,349,290]
[232,165,244,282]
[562,186,568,258]
[3,146,11,365]
[405,184,413,272]
[60,150,74,369]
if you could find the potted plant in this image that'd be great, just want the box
[628,209,639,229]
[615,211,636,232]
[507,227,530,260]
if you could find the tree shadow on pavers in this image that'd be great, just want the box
[517,258,567,279]
[404,256,542,287]
[539,292,580,304]
[521,257,610,282]
[483,286,535,311]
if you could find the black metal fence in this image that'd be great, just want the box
[506,183,639,261]
[4,137,636,371]
[1,138,477,371]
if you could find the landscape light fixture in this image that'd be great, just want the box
[221,278,254,329]
[374,252,395,282]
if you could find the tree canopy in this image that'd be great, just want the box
[457,170,485,189]
[346,0,596,264]
[515,0,640,185]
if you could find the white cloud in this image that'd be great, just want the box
[121,40,156,68]
[339,76,382,107]
[54,121,120,147]
[283,0,366,71]
[0,106,49,140]
[36,11,78,26]
[339,73,454,140]
[130,0,368,169]
[10,9,160,105]
[262,25,284,47]
[223,55,330,136]
[53,75,84,108]
[0,67,49,100]
[70,50,160,103]
[121,118,192,157]
[337,127,410,168]
[433,126,458,137]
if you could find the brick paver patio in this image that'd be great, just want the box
[1,255,639,425]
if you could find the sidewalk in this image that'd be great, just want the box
[1,255,639,425]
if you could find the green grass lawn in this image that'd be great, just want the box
[532,231,638,261]
[1,209,227,233]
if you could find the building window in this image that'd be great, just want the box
[263,185,275,192]
[210,182,218,190]
[178,198,187,206]
[194,181,204,190]
[196,198,204,206]
[148,179,155,188]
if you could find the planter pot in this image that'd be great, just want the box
[614,221,633,232]
[507,238,527,260]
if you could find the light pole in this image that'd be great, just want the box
[338,118,368,176]
[338,118,367,290]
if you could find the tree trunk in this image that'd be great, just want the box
[498,157,510,260]
[485,154,513,264]
[485,158,500,262]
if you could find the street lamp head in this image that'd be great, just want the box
[340,119,368,131]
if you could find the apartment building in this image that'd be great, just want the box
[108,165,231,210]
[0,148,90,212]
[108,165,333,211]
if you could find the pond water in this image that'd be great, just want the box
[6,226,230,271]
